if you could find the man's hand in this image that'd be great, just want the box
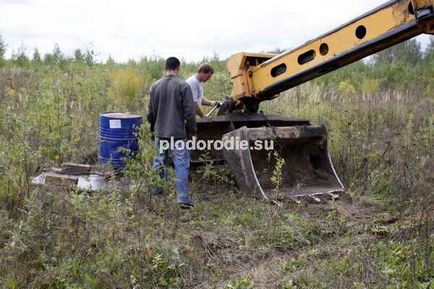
[208,100,221,107]
[203,99,221,108]
[212,101,222,107]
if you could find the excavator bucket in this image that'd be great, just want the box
[221,125,344,202]
[193,115,344,203]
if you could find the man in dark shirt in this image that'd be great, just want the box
[147,57,197,208]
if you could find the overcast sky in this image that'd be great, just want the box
[0,0,431,62]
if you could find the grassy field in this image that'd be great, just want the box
[0,39,433,288]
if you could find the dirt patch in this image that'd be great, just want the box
[334,199,375,219]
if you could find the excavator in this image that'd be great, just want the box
[192,0,434,203]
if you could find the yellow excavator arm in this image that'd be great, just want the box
[193,0,434,202]
[226,0,434,112]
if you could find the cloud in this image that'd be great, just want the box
[0,0,31,4]
[0,0,431,62]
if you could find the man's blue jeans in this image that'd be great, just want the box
[151,137,192,205]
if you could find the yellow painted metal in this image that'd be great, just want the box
[251,0,415,97]
[227,52,277,99]
[227,0,434,101]
[412,0,434,9]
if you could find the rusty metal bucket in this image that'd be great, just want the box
[221,125,344,202]
[192,114,344,202]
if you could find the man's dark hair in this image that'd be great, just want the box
[165,57,180,71]
[197,63,214,74]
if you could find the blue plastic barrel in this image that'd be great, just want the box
[98,112,142,170]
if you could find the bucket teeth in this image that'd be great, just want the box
[324,192,339,200]
[294,194,325,204]
[307,195,323,203]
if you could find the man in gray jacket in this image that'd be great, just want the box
[147,57,196,208]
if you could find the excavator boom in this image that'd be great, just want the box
[227,0,434,107]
